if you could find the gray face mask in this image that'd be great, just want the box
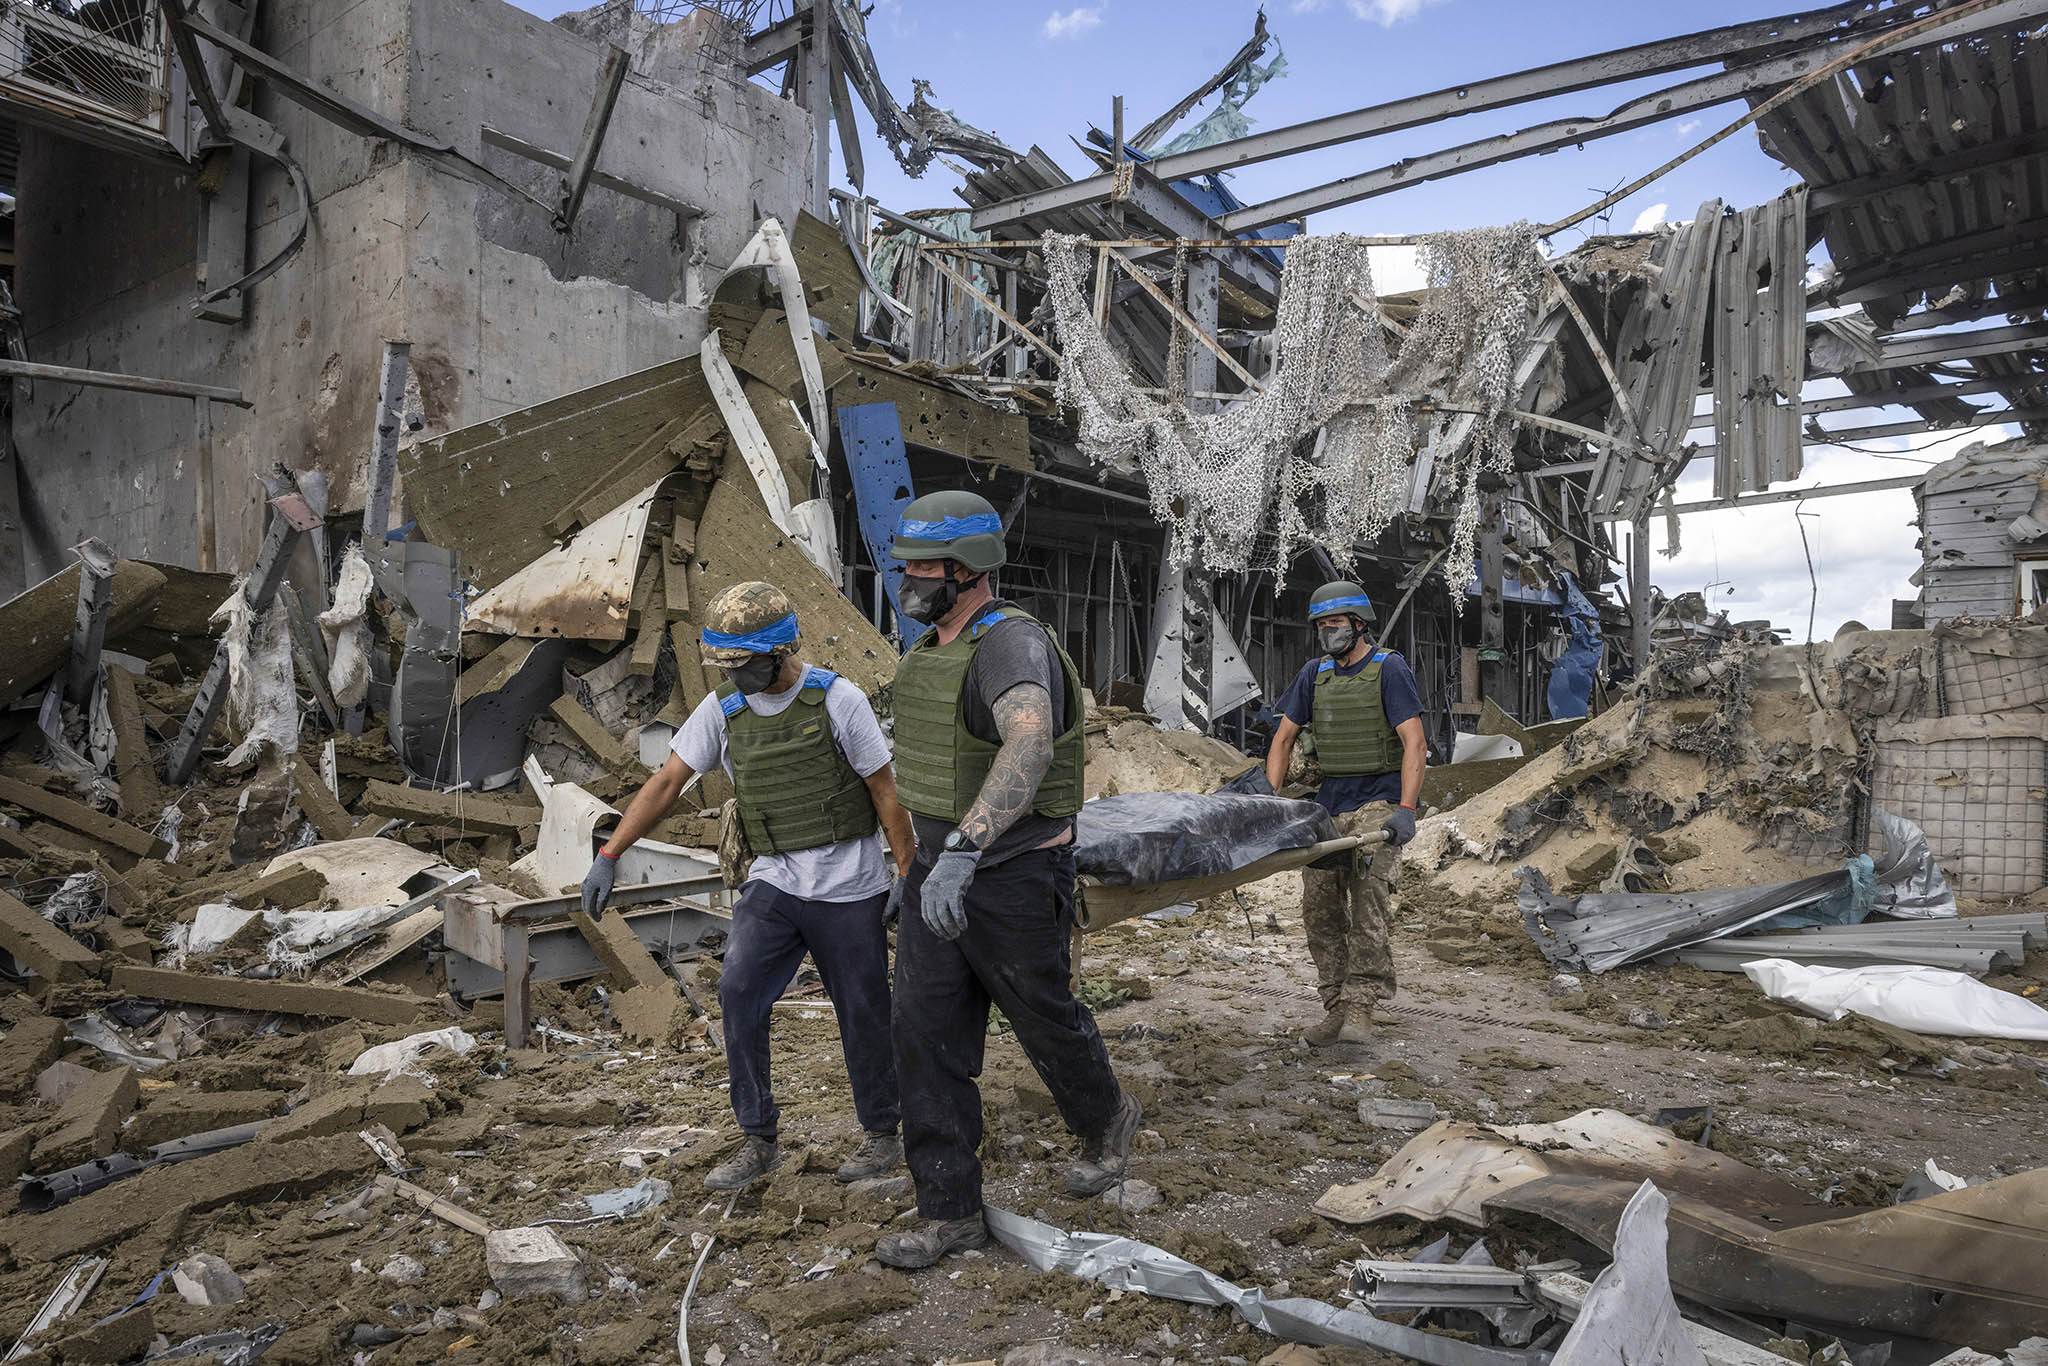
[723,654,780,695]
[898,571,968,626]
[1318,622,1360,658]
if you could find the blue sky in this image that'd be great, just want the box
[512,0,2016,638]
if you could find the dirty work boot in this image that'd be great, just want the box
[703,1135,781,1190]
[1303,1008,1346,1047]
[874,1214,990,1269]
[1065,1091,1144,1196]
[834,1131,903,1183]
[1336,1002,1376,1044]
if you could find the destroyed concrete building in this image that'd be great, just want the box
[1,0,2048,1362]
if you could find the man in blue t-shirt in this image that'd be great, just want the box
[1263,580,1427,1046]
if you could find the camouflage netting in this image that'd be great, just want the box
[1042,224,1546,595]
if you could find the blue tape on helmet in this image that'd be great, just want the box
[896,512,1002,540]
[701,612,798,653]
[1312,593,1373,615]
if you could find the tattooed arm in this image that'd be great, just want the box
[956,682,1056,848]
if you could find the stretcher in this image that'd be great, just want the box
[1075,829,1392,932]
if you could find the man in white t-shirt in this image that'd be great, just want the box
[580,581,915,1191]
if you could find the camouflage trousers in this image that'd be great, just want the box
[1300,801,1400,1010]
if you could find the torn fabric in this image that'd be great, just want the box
[318,542,375,707]
[211,582,299,766]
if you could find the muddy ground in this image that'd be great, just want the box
[3,867,2044,1365]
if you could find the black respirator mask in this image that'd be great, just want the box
[898,570,977,626]
[723,653,781,695]
[1317,620,1361,659]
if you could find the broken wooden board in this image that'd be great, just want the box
[686,473,897,698]
[834,355,1031,471]
[0,889,101,983]
[547,695,636,773]
[358,781,541,838]
[0,560,167,709]
[398,359,715,591]
[0,775,170,859]
[108,965,429,1025]
[105,665,164,819]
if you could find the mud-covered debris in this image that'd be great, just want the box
[485,1225,588,1301]
[172,1252,246,1306]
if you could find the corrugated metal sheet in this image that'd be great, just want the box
[1589,201,1721,519]
[1712,188,1807,500]
[1758,22,2048,436]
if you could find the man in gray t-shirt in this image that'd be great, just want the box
[581,582,915,1194]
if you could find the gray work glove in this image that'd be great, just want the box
[1381,806,1417,847]
[883,875,911,927]
[581,852,619,917]
[919,849,982,942]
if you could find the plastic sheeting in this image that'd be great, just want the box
[1546,572,1602,722]
[1074,792,1336,887]
[1742,959,2048,1041]
[1868,806,1959,920]
[347,1026,478,1082]
[983,1205,1540,1366]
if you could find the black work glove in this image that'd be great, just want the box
[1381,805,1417,847]
[919,849,982,941]
[581,852,619,916]
[883,874,910,927]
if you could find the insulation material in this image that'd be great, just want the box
[210,585,299,767]
[318,543,376,708]
[1742,959,2048,1041]
[347,1027,478,1082]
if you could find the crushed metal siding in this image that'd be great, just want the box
[1712,187,1807,501]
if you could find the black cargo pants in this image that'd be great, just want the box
[891,844,1121,1220]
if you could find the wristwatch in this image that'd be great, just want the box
[942,829,982,855]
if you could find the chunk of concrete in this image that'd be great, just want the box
[33,1059,94,1106]
[30,1065,139,1169]
[172,1252,246,1306]
[484,1226,587,1301]
[0,1015,69,1097]
[1097,1178,1162,1214]
[128,1088,287,1149]
[846,1174,913,1205]
[1358,1097,1439,1132]
[0,888,101,983]
[259,1076,433,1143]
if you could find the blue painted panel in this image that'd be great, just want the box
[837,402,916,651]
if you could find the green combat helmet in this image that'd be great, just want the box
[1308,579,1377,625]
[700,580,800,665]
[889,490,1007,572]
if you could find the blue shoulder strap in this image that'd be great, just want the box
[966,607,1012,641]
[802,666,841,691]
[1315,658,1336,676]
[718,690,747,718]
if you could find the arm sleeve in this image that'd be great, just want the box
[669,693,729,776]
[1380,655,1424,730]
[963,620,1060,743]
[825,680,895,778]
[1276,661,1317,727]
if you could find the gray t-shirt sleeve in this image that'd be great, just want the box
[824,678,892,778]
[961,617,1064,742]
[670,692,729,776]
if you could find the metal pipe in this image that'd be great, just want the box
[0,358,249,407]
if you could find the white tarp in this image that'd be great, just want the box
[1743,958,2048,1041]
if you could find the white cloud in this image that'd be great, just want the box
[1648,428,2012,641]
[1677,118,1702,136]
[1629,203,1669,234]
[1042,6,1102,38]
[1346,0,1446,24]
[1290,0,1329,10]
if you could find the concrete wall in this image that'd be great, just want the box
[7,0,810,593]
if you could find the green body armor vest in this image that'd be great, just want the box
[1310,652,1403,777]
[718,667,879,855]
[892,606,1087,823]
